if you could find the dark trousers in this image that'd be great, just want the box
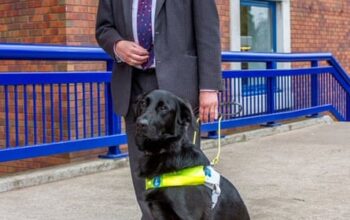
[125,68,199,220]
[125,68,158,220]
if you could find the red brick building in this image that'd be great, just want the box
[0,0,349,174]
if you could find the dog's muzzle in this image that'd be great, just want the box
[136,118,149,134]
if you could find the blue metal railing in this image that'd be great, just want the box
[202,51,350,131]
[0,44,126,162]
[1,44,350,163]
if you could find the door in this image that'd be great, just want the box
[235,0,292,116]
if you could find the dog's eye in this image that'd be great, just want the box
[140,100,147,109]
[159,105,168,111]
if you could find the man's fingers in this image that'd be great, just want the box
[199,107,204,123]
[130,53,149,63]
[201,106,210,123]
[200,104,218,123]
[125,58,136,67]
[209,104,218,122]
[114,41,151,67]
[131,43,149,56]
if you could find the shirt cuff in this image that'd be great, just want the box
[113,41,124,63]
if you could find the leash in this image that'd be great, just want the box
[193,115,223,166]
[192,100,242,166]
[210,115,222,165]
[192,118,201,145]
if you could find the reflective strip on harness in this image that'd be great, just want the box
[145,166,206,190]
[145,166,221,208]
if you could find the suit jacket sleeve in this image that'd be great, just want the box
[193,0,222,91]
[95,0,124,59]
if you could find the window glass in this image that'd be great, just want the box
[240,1,276,95]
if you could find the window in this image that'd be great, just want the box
[240,0,276,53]
[240,0,276,96]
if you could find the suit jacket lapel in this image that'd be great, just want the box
[156,0,166,18]
[122,0,133,40]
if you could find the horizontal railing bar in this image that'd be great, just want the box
[0,72,111,85]
[0,134,128,162]
[0,44,334,63]
[0,43,111,61]
[0,67,335,85]
[201,105,342,132]
[222,51,333,62]
[329,57,350,88]
[222,67,334,78]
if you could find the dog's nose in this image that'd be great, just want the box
[136,118,149,131]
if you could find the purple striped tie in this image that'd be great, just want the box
[137,0,154,69]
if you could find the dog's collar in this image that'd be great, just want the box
[145,166,221,208]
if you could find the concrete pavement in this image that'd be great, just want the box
[0,121,350,220]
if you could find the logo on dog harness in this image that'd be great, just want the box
[152,176,162,188]
[146,166,221,208]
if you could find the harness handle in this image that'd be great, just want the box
[193,115,222,166]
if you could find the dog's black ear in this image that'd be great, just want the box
[133,93,146,121]
[176,97,194,126]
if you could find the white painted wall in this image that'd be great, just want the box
[276,0,291,54]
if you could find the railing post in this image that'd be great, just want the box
[263,61,279,127]
[266,61,276,114]
[100,61,127,159]
[309,60,320,118]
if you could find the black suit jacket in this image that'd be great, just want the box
[96,0,222,116]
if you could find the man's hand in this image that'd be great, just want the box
[199,90,218,123]
[114,40,149,67]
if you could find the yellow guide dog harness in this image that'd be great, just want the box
[146,165,221,208]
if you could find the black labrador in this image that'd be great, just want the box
[134,89,250,220]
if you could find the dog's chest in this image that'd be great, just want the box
[146,186,213,218]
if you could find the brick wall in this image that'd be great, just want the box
[216,0,230,51]
[0,0,66,44]
[291,0,350,73]
[216,0,231,72]
[0,0,67,72]
[65,0,105,71]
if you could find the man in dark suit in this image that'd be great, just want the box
[96,0,222,218]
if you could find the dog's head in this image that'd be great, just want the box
[134,89,194,153]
